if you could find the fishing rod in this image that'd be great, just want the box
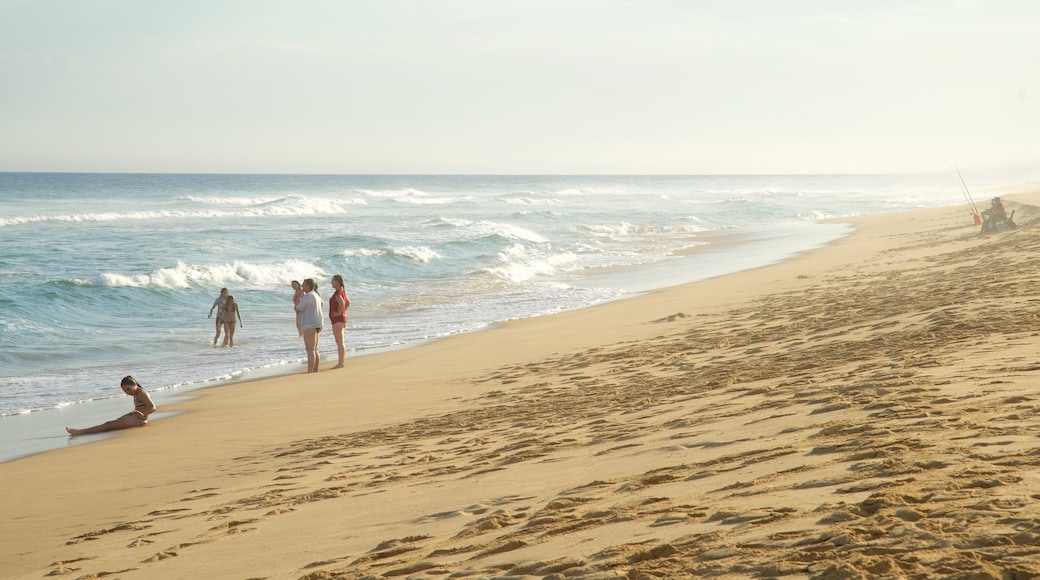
[941,153,980,220]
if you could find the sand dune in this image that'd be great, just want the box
[4,195,1040,579]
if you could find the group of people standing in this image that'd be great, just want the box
[208,287,243,347]
[65,276,350,438]
[292,276,350,372]
[208,277,350,372]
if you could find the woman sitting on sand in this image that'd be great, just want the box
[66,375,156,436]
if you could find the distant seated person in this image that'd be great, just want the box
[990,197,1006,220]
[66,375,156,436]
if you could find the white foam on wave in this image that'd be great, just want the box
[802,210,840,220]
[438,217,548,244]
[340,246,442,264]
[68,259,325,289]
[181,194,371,209]
[499,196,563,206]
[340,248,383,258]
[486,243,578,283]
[549,185,629,196]
[356,188,479,205]
[0,196,365,228]
[0,210,211,227]
[359,187,431,199]
[181,195,282,205]
[578,222,709,237]
[389,246,442,263]
[248,195,365,214]
[489,223,548,243]
[400,196,475,205]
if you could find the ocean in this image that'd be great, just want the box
[0,172,1000,461]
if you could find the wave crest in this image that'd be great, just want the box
[66,259,325,289]
[0,196,365,228]
[341,246,442,264]
[579,222,708,237]
[485,244,578,283]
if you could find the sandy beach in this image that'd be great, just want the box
[4,195,1040,579]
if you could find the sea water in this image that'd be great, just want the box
[0,173,1002,461]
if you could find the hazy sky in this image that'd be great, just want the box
[1,1,1036,175]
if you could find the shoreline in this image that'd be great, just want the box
[0,219,851,464]
[5,195,1040,578]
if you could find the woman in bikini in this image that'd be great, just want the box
[66,375,156,436]
[291,280,304,337]
[221,295,243,347]
[329,274,351,369]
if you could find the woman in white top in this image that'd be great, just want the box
[294,278,324,373]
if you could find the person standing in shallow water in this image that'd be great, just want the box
[329,274,351,369]
[208,288,228,346]
[295,278,324,373]
[66,375,155,436]
[291,280,304,337]
[221,295,243,347]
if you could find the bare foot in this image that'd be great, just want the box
[66,426,79,436]
[331,364,344,369]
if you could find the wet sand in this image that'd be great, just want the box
[3,195,1040,579]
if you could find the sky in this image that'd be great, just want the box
[0,0,1037,176]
